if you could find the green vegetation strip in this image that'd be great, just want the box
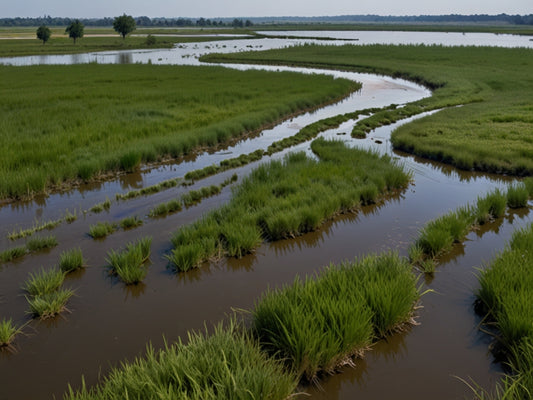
[203,44,533,176]
[0,64,358,200]
[65,251,420,398]
[409,179,533,273]
[473,223,533,398]
[253,252,420,381]
[8,209,77,240]
[1,234,58,264]
[168,139,410,272]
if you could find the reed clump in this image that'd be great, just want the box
[168,139,410,272]
[64,320,298,400]
[252,252,419,381]
[106,237,152,284]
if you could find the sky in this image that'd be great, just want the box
[3,0,532,18]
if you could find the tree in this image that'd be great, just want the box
[65,19,84,44]
[113,14,136,40]
[36,25,51,45]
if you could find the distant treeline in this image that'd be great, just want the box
[0,16,252,27]
[1,14,532,27]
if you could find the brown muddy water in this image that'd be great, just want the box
[1,40,531,400]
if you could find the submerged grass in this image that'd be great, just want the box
[0,64,358,200]
[203,44,533,176]
[64,320,298,400]
[106,237,152,284]
[168,139,410,272]
[252,252,419,381]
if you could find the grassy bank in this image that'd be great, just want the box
[168,138,410,272]
[0,64,359,200]
[473,223,533,398]
[202,44,533,176]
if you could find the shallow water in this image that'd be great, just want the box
[0,35,529,399]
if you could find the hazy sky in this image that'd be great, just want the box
[4,0,532,18]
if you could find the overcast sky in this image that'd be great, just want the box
[3,0,532,18]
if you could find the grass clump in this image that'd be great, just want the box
[88,222,117,239]
[252,252,419,381]
[64,209,78,223]
[506,183,529,209]
[119,216,143,230]
[168,139,410,272]
[89,197,111,214]
[22,266,65,296]
[476,189,507,224]
[148,199,182,218]
[0,318,23,351]
[26,288,75,319]
[64,320,297,400]
[59,248,85,273]
[106,237,152,284]
[474,223,533,399]
[25,235,58,252]
[0,246,26,263]
[8,218,62,240]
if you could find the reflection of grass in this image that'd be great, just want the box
[473,223,533,399]
[64,320,297,400]
[168,139,410,272]
[204,44,533,176]
[253,252,419,381]
[0,63,358,200]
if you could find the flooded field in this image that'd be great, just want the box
[1,34,531,399]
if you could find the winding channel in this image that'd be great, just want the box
[1,33,532,399]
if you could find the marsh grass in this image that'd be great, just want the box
[64,320,297,400]
[0,64,357,200]
[0,318,23,351]
[168,139,410,272]
[119,216,143,230]
[26,235,58,252]
[106,237,152,284]
[26,288,75,319]
[23,266,66,296]
[64,209,78,223]
[524,177,533,198]
[89,222,117,239]
[0,246,26,263]
[89,197,111,214]
[59,248,85,273]
[8,218,62,240]
[252,252,419,381]
[506,183,529,209]
[115,178,181,201]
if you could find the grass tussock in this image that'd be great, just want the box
[473,223,533,399]
[89,197,111,214]
[26,289,75,319]
[106,237,152,284]
[0,246,27,263]
[59,248,85,273]
[506,183,529,209]
[119,216,143,230]
[0,318,23,351]
[89,222,117,239]
[64,320,298,400]
[168,139,410,272]
[22,266,65,296]
[25,235,58,252]
[253,252,419,381]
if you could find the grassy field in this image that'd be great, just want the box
[203,44,533,176]
[0,63,359,200]
[168,139,410,272]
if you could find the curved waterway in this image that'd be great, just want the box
[1,36,531,400]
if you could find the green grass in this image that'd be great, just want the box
[89,197,111,214]
[116,178,181,201]
[119,216,143,229]
[26,288,75,319]
[252,252,419,381]
[506,183,529,208]
[64,319,297,400]
[203,44,533,176]
[474,223,533,399]
[26,235,58,252]
[0,63,358,200]
[0,318,23,350]
[106,237,152,284]
[88,222,117,239]
[167,139,411,272]
[59,248,85,273]
[22,266,66,296]
[0,246,27,263]
[8,217,62,240]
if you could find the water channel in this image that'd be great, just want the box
[0,32,531,399]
